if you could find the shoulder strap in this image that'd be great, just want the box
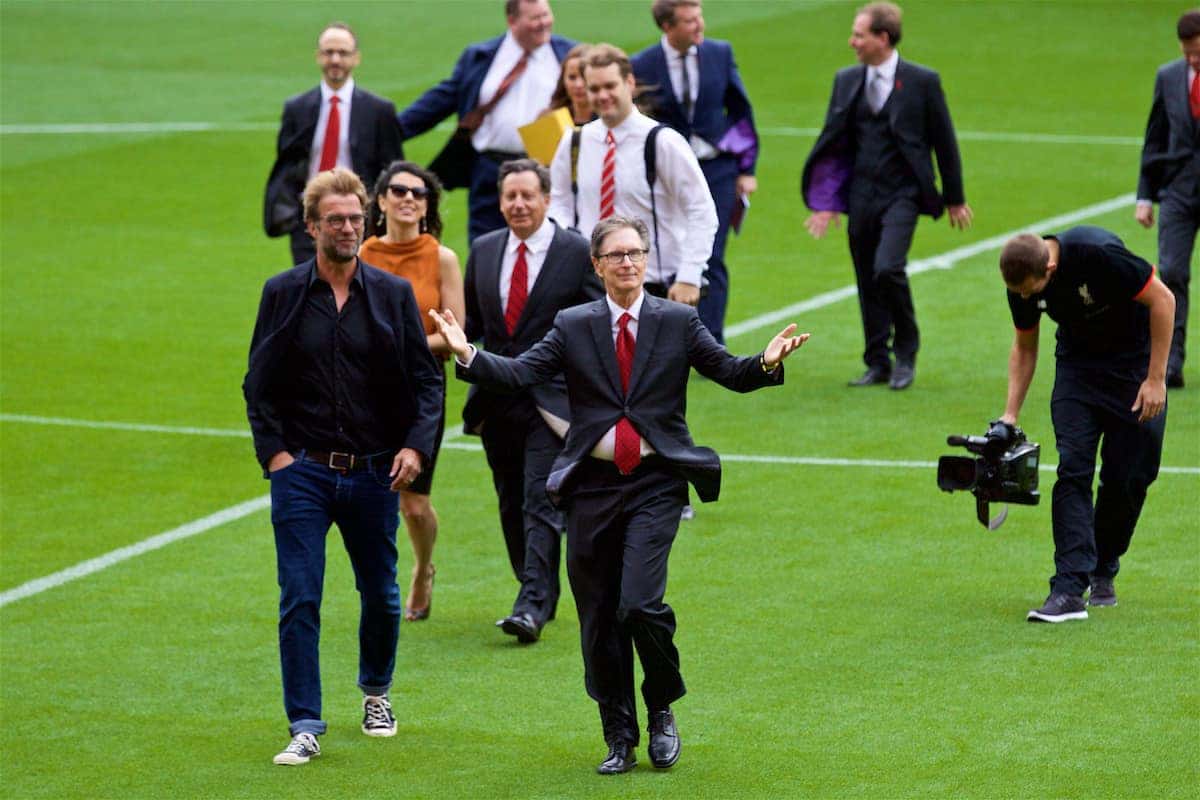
[644,124,666,272]
[570,126,582,230]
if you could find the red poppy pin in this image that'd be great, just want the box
[895,79,903,91]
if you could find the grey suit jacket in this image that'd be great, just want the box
[1138,58,1199,202]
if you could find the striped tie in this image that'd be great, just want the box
[504,242,528,335]
[599,130,616,219]
[1192,71,1200,119]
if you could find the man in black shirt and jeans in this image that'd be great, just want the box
[997,227,1175,623]
[244,167,443,763]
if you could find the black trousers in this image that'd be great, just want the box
[847,190,920,371]
[697,155,740,344]
[564,457,689,747]
[479,395,563,623]
[1048,365,1166,596]
[1157,188,1199,377]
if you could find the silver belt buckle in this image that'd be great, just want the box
[328,451,355,471]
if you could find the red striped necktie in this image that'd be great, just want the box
[504,242,528,335]
[318,96,340,171]
[1191,71,1200,119]
[613,312,641,474]
[600,131,616,219]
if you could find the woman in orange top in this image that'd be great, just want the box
[360,161,464,621]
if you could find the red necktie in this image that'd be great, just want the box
[614,312,641,474]
[1191,71,1200,119]
[504,242,528,335]
[600,131,616,220]
[318,95,340,171]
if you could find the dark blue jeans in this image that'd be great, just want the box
[269,452,401,736]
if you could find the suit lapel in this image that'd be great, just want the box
[589,301,622,397]
[516,227,562,337]
[348,87,365,169]
[627,295,661,397]
[884,59,908,129]
[484,232,509,336]
[693,42,716,121]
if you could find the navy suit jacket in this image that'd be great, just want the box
[459,293,783,505]
[461,222,603,433]
[397,34,575,141]
[263,86,404,237]
[243,259,443,473]
[631,38,759,175]
[800,59,964,220]
[1138,58,1199,202]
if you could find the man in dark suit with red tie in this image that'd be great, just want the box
[263,23,404,264]
[631,0,759,344]
[801,2,971,391]
[397,0,574,242]
[461,159,602,642]
[430,216,809,774]
[1135,9,1200,390]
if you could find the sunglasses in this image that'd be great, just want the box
[387,184,430,199]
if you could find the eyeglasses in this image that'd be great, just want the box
[387,184,430,199]
[320,213,366,229]
[596,248,648,266]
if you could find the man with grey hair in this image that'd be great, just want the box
[431,215,808,774]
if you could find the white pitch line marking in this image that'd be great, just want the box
[724,193,1136,339]
[0,413,251,438]
[757,126,1141,146]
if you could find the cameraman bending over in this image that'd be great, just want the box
[998,228,1174,623]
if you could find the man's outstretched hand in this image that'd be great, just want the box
[763,324,810,370]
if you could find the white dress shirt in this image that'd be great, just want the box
[498,217,555,312]
[866,50,899,112]
[548,109,718,287]
[472,32,560,153]
[660,36,718,160]
[589,292,656,461]
[308,79,354,179]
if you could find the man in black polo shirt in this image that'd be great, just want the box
[997,227,1175,623]
[244,167,443,764]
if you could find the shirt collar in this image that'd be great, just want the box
[508,217,555,255]
[606,108,649,140]
[500,30,554,62]
[606,291,645,325]
[660,34,696,60]
[870,50,899,83]
[307,258,365,288]
[320,78,355,104]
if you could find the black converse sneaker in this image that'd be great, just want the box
[273,732,320,765]
[1027,592,1089,623]
[362,694,397,737]
[1088,576,1117,607]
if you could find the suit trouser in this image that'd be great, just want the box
[289,225,316,265]
[467,153,514,244]
[1157,189,1199,377]
[269,454,401,736]
[479,395,563,623]
[847,190,920,371]
[1048,365,1165,597]
[697,155,740,344]
[564,457,689,747]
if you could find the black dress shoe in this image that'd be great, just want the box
[889,364,914,390]
[849,366,891,386]
[496,612,540,643]
[1167,371,1184,389]
[647,708,680,768]
[597,741,637,774]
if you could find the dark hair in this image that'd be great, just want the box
[590,216,650,259]
[303,167,368,222]
[548,43,591,113]
[497,158,551,195]
[318,21,358,50]
[370,161,444,240]
[1178,10,1200,40]
[999,234,1050,286]
[505,0,539,18]
[859,2,902,47]
[583,42,633,80]
[651,0,701,29]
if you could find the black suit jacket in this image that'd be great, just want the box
[263,85,404,237]
[459,294,783,505]
[1138,58,1199,202]
[461,222,602,432]
[800,59,964,219]
[243,259,443,473]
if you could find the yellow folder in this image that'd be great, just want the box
[518,107,575,166]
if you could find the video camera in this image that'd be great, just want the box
[937,420,1040,530]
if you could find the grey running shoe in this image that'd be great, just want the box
[680,505,695,521]
[362,694,397,737]
[273,732,320,765]
[1027,592,1088,623]
[1088,576,1117,607]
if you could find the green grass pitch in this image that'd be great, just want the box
[1,1,1197,798]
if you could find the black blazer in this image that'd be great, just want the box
[459,294,783,505]
[263,85,404,237]
[243,259,443,473]
[801,59,964,219]
[461,222,602,431]
[1138,58,1199,202]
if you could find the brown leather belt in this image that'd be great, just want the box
[302,450,388,472]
